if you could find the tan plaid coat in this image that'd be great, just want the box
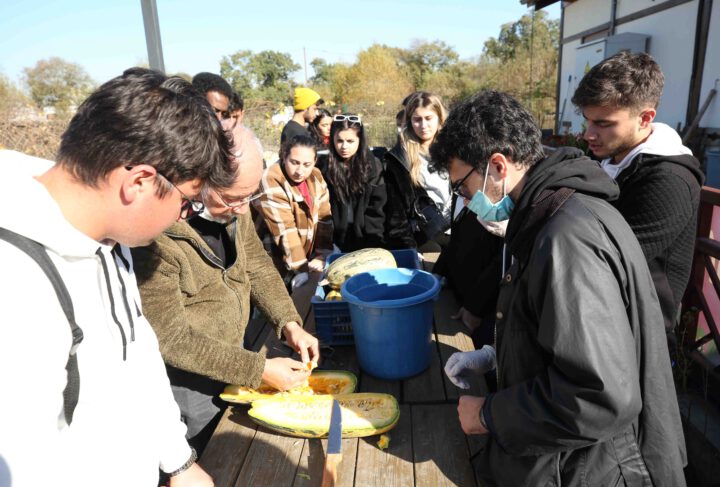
[255,163,333,271]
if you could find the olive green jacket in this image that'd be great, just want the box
[132,212,302,388]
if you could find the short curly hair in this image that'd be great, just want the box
[430,90,544,172]
[572,51,664,112]
[191,72,233,100]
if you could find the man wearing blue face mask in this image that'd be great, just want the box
[432,90,686,486]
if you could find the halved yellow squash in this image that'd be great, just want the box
[248,393,400,438]
[220,370,357,404]
[325,290,343,301]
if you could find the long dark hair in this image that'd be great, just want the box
[308,108,332,148]
[325,115,371,203]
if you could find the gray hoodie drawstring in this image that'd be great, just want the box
[111,246,136,342]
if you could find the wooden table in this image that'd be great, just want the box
[200,258,487,487]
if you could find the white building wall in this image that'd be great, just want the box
[557,39,584,132]
[615,1,698,130]
[616,0,681,18]
[557,0,700,133]
[698,1,720,129]
[563,0,611,37]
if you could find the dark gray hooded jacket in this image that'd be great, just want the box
[475,148,686,486]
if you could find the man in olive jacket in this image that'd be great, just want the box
[133,126,319,453]
[433,91,686,486]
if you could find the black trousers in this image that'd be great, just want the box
[165,366,227,455]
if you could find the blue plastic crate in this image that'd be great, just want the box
[312,249,421,345]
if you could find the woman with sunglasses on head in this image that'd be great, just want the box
[384,92,452,252]
[308,108,332,151]
[255,135,333,279]
[320,114,387,251]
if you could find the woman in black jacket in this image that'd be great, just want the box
[319,114,387,251]
[384,92,451,251]
[434,202,505,348]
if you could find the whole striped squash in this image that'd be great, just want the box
[325,248,397,290]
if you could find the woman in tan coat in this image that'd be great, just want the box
[255,135,333,277]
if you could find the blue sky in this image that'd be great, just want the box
[0,0,559,87]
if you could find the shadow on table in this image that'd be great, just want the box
[202,402,485,487]
[323,343,486,486]
[201,405,319,487]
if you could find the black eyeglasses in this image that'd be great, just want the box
[452,167,476,199]
[125,166,204,220]
[333,114,362,124]
[171,181,205,220]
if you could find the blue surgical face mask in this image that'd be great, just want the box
[467,163,515,222]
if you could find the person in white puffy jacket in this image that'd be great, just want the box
[0,68,236,487]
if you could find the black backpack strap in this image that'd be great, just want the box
[0,227,83,424]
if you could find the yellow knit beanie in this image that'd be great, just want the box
[293,87,323,111]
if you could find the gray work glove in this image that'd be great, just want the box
[290,272,310,291]
[444,345,496,389]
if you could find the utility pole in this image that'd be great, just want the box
[303,47,308,85]
[140,0,166,73]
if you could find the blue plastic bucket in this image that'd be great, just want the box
[705,147,720,189]
[341,268,440,379]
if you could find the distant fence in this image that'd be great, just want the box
[0,118,67,160]
[0,111,399,162]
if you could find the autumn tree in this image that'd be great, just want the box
[0,74,31,117]
[479,11,559,128]
[306,58,342,104]
[23,57,95,114]
[400,40,459,90]
[334,44,413,113]
[220,50,300,105]
[309,58,336,85]
[423,60,483,104]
